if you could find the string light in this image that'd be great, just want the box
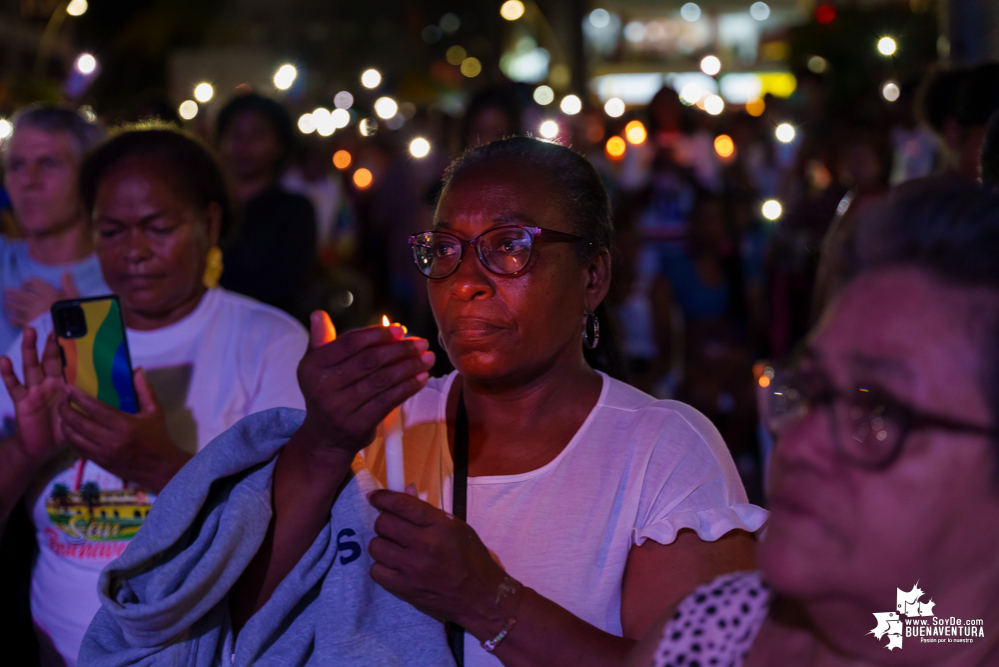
[273,64,297,90]
[409,137,431,158]
[297,113,316,134]
[539,120,559,139]
[75,53,97,75]
[605,136,626,159]
[700,55,721,76]
[0,119,12,140]
[66,0,87,16]
[714,135,735,158]
[604,98,625,117]
[680,3,701,21]
[374,97,398,120]
[746,98,765,116]
[882,81,900,102]
[534,86,555,105]
[194,83,214,103]
[333,150,352,169]
[334,91,354,109]
[749,2,770,20]
[560,95,582,115]
[762,199,782,220]
[353,168,373,189]
[361,69,381,89]
[625,120,647,144]
[460,57,482,78]
[331,108,350,128]
[500,0,525,21]
[878,37,897,56]
[775,123,796,143]
[178,101,198,120]
[704,95,724,115]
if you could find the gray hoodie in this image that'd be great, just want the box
[79,408,454,666]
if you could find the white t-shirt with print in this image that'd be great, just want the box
[362,371,769,667]
[0,288,308,667]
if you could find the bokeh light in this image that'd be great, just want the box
[500,0,525,21]
[680,3,701,21]
[333,150,352,169]
[75,53,97,75]
[460,57,482,78]
[334,91,354,109]
[882,81,901,102]
[807,55,828,73]
[700,55,721,76]
[446,45,467,66]
[539,120,560,139]
[749,2,770,20]
[534,85,555,105]
[361,69,381,89]
[815,4,836,23]
[178,100,198,120]
[625,120,647,144]
[273,64,297,90]
[440,12,460,33]
[66,0,87,17]
[409,137,431,158]
[762,199,783,220]
[704,95,725,115]
[605,136,626,159]
[775,123,796,143]
[589,8,611,28]
[331,108,350,128]
[604,98,625,117]
[878,37,897,56]
[359,118,378,136]
[374,97,398,120]
[680,84,702,105]
[0,119,13,140]
[714,134,735,158]
[746,98,766,116]
[560,95,582,115]
[297,113,316,134]
[194,83,214,103]
[353,168,373,189]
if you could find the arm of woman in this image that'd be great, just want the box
[228,313,435,633]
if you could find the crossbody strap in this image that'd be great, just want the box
[446,389,469,665]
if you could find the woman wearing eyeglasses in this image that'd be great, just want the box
[627,178,999,667]
[81,138,765,666]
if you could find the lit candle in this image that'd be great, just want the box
[382,315,406,492]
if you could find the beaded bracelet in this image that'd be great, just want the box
[481,618,516,652]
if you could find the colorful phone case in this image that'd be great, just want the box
[53,296,138,414]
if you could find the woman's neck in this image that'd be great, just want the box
[451,360,602,477]
[123,287,207,331]
[25,211,93,265]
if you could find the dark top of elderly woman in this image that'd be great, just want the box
[628,179,999,667]
[231,137,759,667]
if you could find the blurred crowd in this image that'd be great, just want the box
[3,61,999,505]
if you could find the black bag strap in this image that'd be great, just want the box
[447,389,469,666]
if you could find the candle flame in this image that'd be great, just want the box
[382,315,390,326]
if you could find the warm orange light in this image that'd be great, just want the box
[746,98,765,117]
[758,375,771,388]
[605,136,626,159]
[714,134,735,158]
[353,168,373,189]
[625,120,647,145]
[333,150,352,170]
[382,315,390,326]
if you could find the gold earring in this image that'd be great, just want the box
[203,246,223,289]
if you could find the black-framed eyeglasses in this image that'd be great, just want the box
[765,365,999,470]
[408,225,584,280]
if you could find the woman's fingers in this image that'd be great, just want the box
[0,356,26,403]
[41,332,63,379]
[367,535,411,571]
[369,490,440,528]
[373,506,429,546]
[309,310,336,349]
[21,327,44,387]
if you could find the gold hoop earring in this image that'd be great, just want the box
[203,246,223,289]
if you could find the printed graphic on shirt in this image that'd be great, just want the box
[45,482,151,542]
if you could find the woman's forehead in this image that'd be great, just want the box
[436,162,566,229]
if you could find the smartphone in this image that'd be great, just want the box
[51,295,138,414]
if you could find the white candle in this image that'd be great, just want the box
[381,315,406,492]
[384,405,406,492]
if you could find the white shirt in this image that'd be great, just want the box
[0,288,308,667]
[363,371,768,667]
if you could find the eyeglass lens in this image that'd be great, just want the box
[412,228,533,278]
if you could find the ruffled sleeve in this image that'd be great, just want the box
[631,400,768,546]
